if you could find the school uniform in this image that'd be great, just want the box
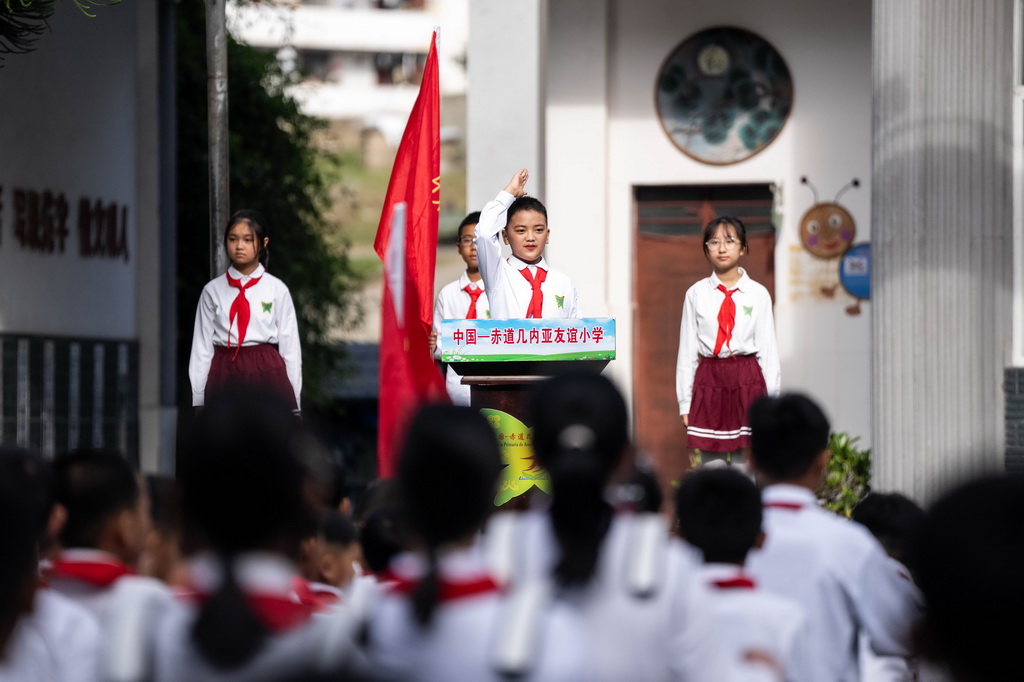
[697,563,813,682]
[476,191,580,319]
[676,268,780,452]
[0,588,101,682]
[102,552,364,682]
[433,272,490,405]
[746,485,923,682]
[189,264,302,410]
[485,510,729,682]
[368,545,589,681]
[48,548,139,622]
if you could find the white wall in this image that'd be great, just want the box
[542,0,874,444]
[0,5,142,340]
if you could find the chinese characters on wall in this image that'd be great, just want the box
[0,185,130,261]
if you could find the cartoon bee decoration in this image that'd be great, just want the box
[799,176,859,259]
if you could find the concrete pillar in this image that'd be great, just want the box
[467,0,547,210]
[872,0,1013,502]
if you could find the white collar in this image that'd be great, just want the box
[761,484,819,509]
[458,270,485,290]
[58,548,126,566]
[227,263,265,281]
[188,551,297,595]
[709,267,750,292]
[507,254,549,271]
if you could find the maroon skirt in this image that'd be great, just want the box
[206,344,297,411]
[686,355,766,452]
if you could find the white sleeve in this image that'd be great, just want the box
[567,283,581,318]
[754,289,781,396]
[432,291,445,360]
[188,287,217,407]
[276,284,303,410]
[675,288,699,415]
[853,544,923,658]
[475,191,515,294]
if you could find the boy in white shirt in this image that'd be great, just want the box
[431,212,490,405]
[676,467,813,682]
[745,394,922,682]
[475,169,579,319]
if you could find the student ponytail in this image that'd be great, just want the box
[529,373,629,588]
[191,553,268,669]
[411,546,441,627]
[397,405,503,629]
[546,424,613,587]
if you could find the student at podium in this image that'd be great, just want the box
[475,169,580,320]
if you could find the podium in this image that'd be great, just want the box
[438,318,616,506]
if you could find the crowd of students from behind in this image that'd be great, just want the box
[0,375,1020,681]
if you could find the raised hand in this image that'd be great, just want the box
[503,168,529,198]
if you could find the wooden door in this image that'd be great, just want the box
[632,185,776,495]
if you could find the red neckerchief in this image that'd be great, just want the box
[763,501,804,511]
[463,284,484,319]
[184,585,316,634]
[710,575,757,590]
[225,272,262,360]
[380,570,500,603]
[713,284,738,356]
[518,267,547,318]
[52,556,135,588]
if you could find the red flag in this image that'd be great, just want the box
[374,31,449,478]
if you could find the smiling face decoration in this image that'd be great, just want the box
[799,177,859,259]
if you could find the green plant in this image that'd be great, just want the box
[818,432,871,517]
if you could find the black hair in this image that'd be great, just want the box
[52,448,139,550]
[223,208,270,269]
[353,479,403,575]
[702,216,749,259]
[748,394,830,481]
[146,474,182,536]
[528,372,629,588]
[319,509,358,548]
[397,405,502,626]
[456,211,481,242]
[181,387,313,669]
[676,468,762,564]
[909,475,1024,681]
[0,473,38,657]
[851,492,925,570]
[0,446,55,549]
[505,196,548,229]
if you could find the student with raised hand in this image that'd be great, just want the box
[189,209,302,413]
[49,448,152,621]
[475,169,579,319]
[675,468,813,682]
[105,389,367,682]
[494,372,726,682]
[367,405,587,681]
[0,447,101,682]
[745,394,922,682]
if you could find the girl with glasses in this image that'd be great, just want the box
[675,216,780,474]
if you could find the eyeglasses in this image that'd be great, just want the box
[457,237,475,245]
[706,238,741,249]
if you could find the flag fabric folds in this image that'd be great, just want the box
[374,31,449,478]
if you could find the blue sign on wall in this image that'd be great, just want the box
[840,243,871,299]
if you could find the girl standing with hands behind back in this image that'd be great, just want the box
[189,210,302,413]
[676,216,780,472]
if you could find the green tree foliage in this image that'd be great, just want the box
[176,0,361,409]
[817,432,871,517]
[2,1,118,60]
